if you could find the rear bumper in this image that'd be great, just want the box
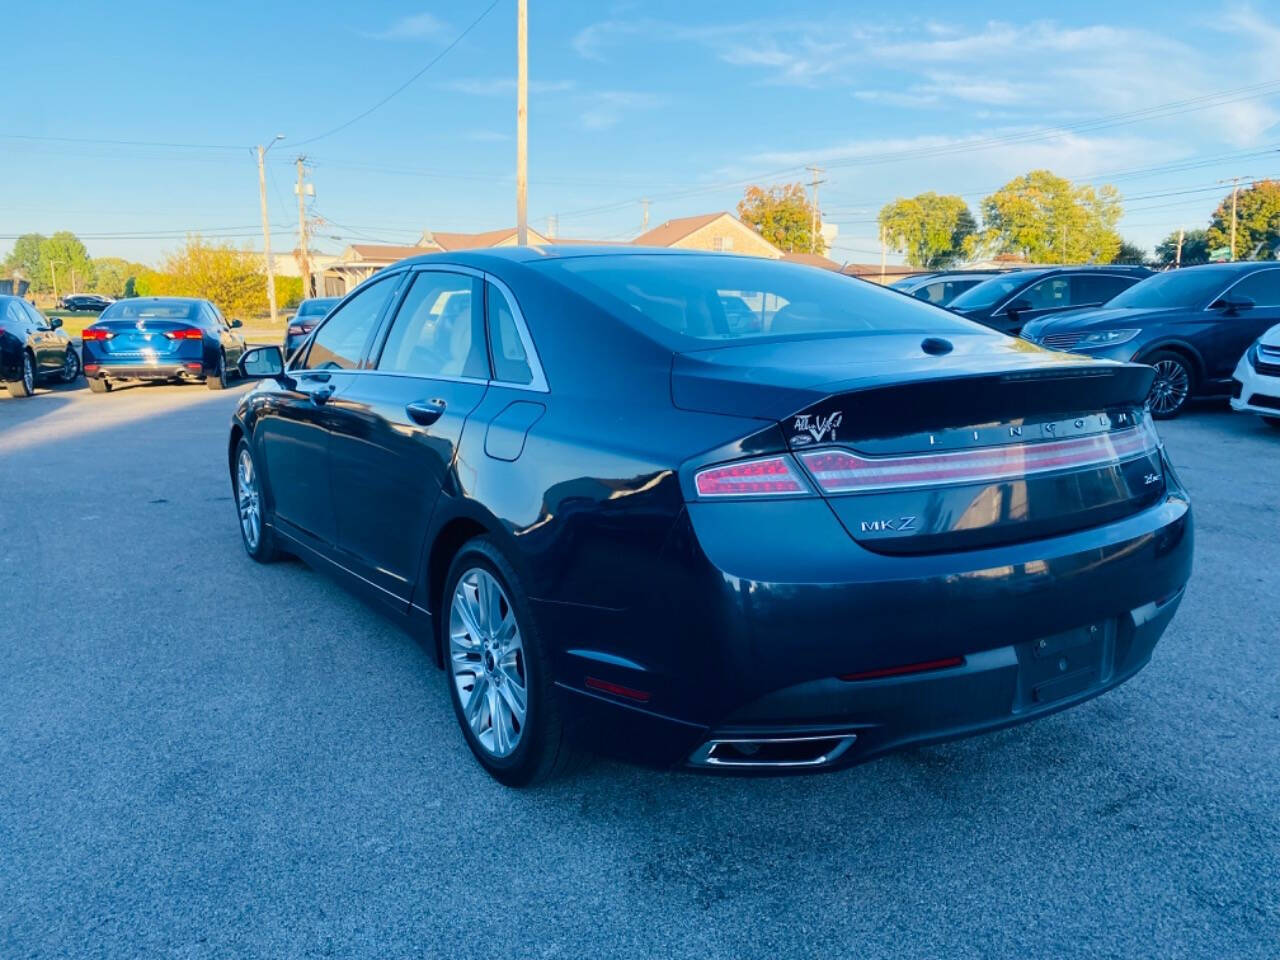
[1229,352,1280,416]
[85,360,205,381]
[547,482,1193,772]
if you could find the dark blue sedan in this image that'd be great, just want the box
[228,248,1193,785]
[82,296,246,393]
[1022,262,1280,418]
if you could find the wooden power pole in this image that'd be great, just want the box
[257,138,283,325]
[295,157,312,298]
[516,0,528,245]
[1175,228,1184,268]
[806,166,825,254]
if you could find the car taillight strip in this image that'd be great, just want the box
[164,328,203,340]
[695,455,810,497]
[799,425,1157,493]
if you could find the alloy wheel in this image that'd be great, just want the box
[449,568,528,759]
[23,353,34,394]
[63,348,79,382]
[1148,359,1189,416]
[236,448,262,552]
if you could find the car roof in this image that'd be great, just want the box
[386,245,783,270]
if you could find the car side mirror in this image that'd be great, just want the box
[1005,298,1032,317]
[1212,295,1254,314]
[49,317,62,330]
[230,318,244,328]
[238,345,291,383]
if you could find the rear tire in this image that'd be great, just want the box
[88,377,111,394]
[60,345,81,383]
[1143,350,1194,420]
[206,352,228,390]
[442,537,586,786]
[233,440,280,563]
[5,351,35,398]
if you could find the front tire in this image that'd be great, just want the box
[206,352,228,390]
[5,351,35,398]
[233,440,280,562]
[442,538,584,786]
[1143,350,1194,420]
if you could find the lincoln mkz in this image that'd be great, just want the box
[227,248,1193,785]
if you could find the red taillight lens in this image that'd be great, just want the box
[81,328,113,341]
[163,327,203,340]
[799,424,1159,494]
[694,455,810,498]
[841,656,965,682]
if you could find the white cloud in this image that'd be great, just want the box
[363,12,446,41]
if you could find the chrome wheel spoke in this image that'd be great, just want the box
[449,567,526,759]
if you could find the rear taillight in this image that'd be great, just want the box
[164,328,203,340]
[799,423,1159,495]
[695,455,811,498]
[81,328,113,341]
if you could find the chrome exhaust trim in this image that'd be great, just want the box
[687,733,858,769]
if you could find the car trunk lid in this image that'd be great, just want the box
[84,318,201,357]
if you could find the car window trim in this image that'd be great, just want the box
[484,273,548,392]
[295,269,409,371]
[1206,267,1280,311]
[367,266,487,378]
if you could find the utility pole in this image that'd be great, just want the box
[49,259,62,305]
[515,0,528,245]
[295,156,312,298]
[1218,176,1248,261]
[641,198,650,232]
[257,134,284,324]
[879,225,886,283]
[1175,227,1184,268]
[806,166,825,254]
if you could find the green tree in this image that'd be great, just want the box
[878,192,976,268]
[150,236,267,317]
[89,257,146,298]
[1206,180,1280,260]
[3,233,46,284]
[1154,228,1210,266]
[737,183,825,254]
[37,232,94,295]
[1111,240,1148,265]
[979,170,1123,264]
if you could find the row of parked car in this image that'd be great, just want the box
[891,261,1280,422]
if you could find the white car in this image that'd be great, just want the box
[1231,323,1280,428]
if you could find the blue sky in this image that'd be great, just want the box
[4,0,1279,265]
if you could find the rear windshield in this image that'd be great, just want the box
[1105,267,1236,309]
[949,273,1042,310]
[100,300,198,320]
[296,298,339,317]
[538,255,977,346]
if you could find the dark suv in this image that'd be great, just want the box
[948,266,1151,334]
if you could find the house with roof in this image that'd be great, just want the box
[632,212,781,258]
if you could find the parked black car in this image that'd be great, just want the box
[948,265,1152,334]
[0,296,81,397]
[61,293,114,312]
[285,296,340,357]
[1022,262,1280,418]
[891,270,1021,307]
[228,248,1192,786]
[81,297,245,393]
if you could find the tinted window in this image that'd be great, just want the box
[1018,276,1071,310]
[1106,267,1239,309]
[5,302,27,331]
[486,283,533,384]
[377,272,486,378]
[297,298,339,318]
[950,273,1043,310]
[306,275,397,370]
[1225,269,1280,308]
[100,299,198,320]
[539,255,976,347]
[1073,274,1137,304]
[23,303,50,329]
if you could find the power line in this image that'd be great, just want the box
[0,133,244,150]
[292,0,505,147]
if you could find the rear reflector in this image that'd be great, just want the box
[695,455,810,498]
[800,424,1158,494]
[164,328,203,340]
[83,363,100,373]
[585,676,651,703]
[841,656,964,681]
[184,362,203,371]
[80,328,113,341]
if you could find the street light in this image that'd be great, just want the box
[48,259,64,306]
[257,134,286,324]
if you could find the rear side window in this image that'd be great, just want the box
[306,275,397,370]
[539,254,976,347]
[1226,269,1280,308]
[377,272,487,379]
[1018,276,1071,310]
[486,283,533,384]
[1073,274,1136,304]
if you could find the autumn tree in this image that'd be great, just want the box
[738,183,825,254]
[1155,229,1210,266]
[878,192,976,268]
[150,237,267,317]
[1206,179,1280,260]
[979,170,1123,264]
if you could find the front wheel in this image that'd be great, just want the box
[5,351,35,398]
[1143,351,1194,420]
[443,538,584,786]
[234,440,280,562]
[206,352,228,390]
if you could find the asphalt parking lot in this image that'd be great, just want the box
[1,381,1277,959]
